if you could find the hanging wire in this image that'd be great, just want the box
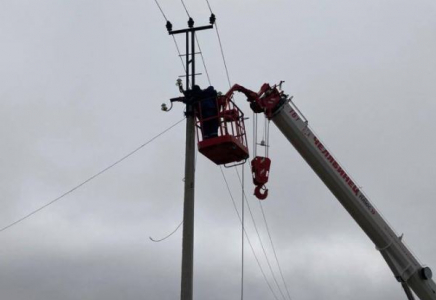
[150,220,184,242]
[220,166,280,300]
[253,112,258,157]
[241,163,245,300]
[235,168,288,300]
[262,115,266,145]
[150,133,199,243]
[266,119,270,157]
[0,118,186,233]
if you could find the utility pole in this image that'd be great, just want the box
[165,14,215,300]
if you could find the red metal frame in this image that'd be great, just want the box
[219,82,285,199]
[195,94,249,166]
[224,83,284,118]
[195,82,285,198]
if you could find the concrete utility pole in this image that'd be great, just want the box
[166,15,215,300]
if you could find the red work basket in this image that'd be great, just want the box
[195,92,249,166]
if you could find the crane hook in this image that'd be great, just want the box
[254,185,268,200]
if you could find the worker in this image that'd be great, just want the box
[198,85,219,139]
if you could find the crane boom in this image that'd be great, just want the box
[229,83,436,300]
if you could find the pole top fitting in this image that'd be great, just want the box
[166,21,173,32]
[209,13,216,25]
[188,17,194,28]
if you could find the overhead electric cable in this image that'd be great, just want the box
[177,0,211,86]
[154,0,187,72]
[259,202,293,300]
[150,132,199,243]
[205,0,213,13]
[154,0,168,20]
[235,169,288,300]
[203,1,232,88]
[195,36,212,86]
[241,164,245,300]
[214,23,232,88]
[150,220,184,242]
[180,0,191,18]
[0,118,185,233]
[173,36,187,72]
[220,166,280,300]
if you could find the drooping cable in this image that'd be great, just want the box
[235,168,288,300]
[150,220,184,242]
[0,118,186,233]
[149,130,199,243]
[220,166,280,300]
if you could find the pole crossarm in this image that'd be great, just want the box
[169,25,214,35]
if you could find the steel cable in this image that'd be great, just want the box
[0,118,185,233]
[220,166,280,300]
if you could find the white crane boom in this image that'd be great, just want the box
[273,99,435,299]
[226,82,436,300]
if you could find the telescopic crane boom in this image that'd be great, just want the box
[227,82,436,300]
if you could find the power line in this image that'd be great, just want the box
[154,0,168,21]
[204,1,232,88]
[214,22,232,88]
[150,220,184,242]
[180,0,191,18]
[154,0,187,72]
[0,118,185,233]
[241,164,245,300]
[173,35,187,72]
[205,0,213,13]
[235,168,288,300]
[259,202,293,300]
[177,0,211,86]
[200,2,284,298]
[195,35,212,86]
[220,166,280,300]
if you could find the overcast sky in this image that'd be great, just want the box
[1,0,436,299]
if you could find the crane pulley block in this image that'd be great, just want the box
[251,156,271,200]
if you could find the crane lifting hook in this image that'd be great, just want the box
[251,156,271,200]
[254,185,268,200]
